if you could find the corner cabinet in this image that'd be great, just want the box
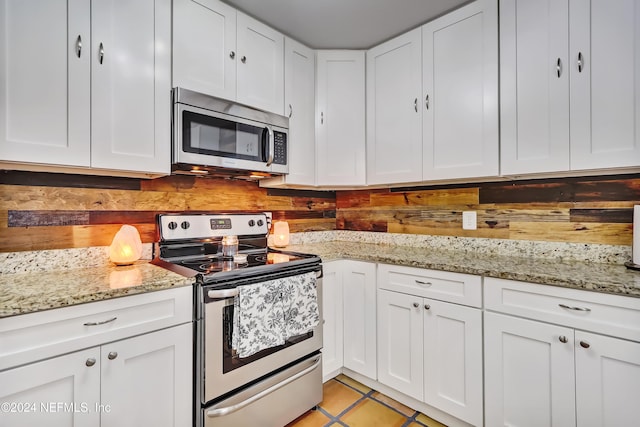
[316,51,366,186]
[0,0,171,177]
[484,277,640,427]
[422,0,499,181]
[501,0,640,175]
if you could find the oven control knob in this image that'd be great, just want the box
[181,221,190,230]
[167,221,178,230]
[257,219,264,227]
[248,219,255,227]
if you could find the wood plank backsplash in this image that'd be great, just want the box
[0,171,638,252]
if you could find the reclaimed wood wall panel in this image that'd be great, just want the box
[0,172,337,252]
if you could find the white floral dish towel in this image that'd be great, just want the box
[232,272,319,358]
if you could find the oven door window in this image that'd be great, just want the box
[223,304,312,374]
[183,111,266,162]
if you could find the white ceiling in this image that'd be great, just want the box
[224,0,472,49]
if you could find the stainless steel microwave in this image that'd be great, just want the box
[172,88,288,177]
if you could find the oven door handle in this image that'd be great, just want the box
[206,354,322,418]
[207,288,240,299]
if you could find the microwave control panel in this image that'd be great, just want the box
[273,132,287,165]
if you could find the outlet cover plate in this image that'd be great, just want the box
[462,211,477,230]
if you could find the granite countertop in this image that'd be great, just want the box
[0,261,193,318]
[287,242,640,298]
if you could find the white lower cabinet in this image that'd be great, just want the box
[484,277,640,427]
[321,261,344,380]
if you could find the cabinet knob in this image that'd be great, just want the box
[107,351,118,360]
[579,341,590,349]
[241,55,247,64]
[229,51,235,59]
[424,304,431,310]
[85,358,96,367]
[412,302,419,308]
[559,335,568,343]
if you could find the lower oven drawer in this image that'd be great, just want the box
[203,353,322,427]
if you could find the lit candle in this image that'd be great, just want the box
[273,221,290,247]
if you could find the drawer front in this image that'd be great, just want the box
[0,286,193,371]
[377,264,482,307]
[484,278,640,342]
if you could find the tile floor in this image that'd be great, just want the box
[286,375,448,427]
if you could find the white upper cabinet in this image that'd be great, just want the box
[0,0,170,176]
[500,0,571,175]
[173,0,284,115]
[422,0,499,181]
[172,0,237,101]
[0,0,90,167]
[236,12,284,115]
[366,29,422,185]
[501,0,640,175]
[316,50,366,186]
[91,0,171,175]
[569,0,640,170]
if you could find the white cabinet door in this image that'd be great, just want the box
[366,28,422,185]
[422,0,499,180]
[575,331,640,427]
[500,0,570,175]
[236,11,284,115]
[0,0,90,167]
[321,261,344,381]
[91,0,170,175]
[423,299,483,426]
[377,289,423,401]
[570,0,640,170]
[316,50,366,186]
[342,261,376,379]
[283,37,316,186]
[484,312,576,427]
[101,323,192,427]
[172,0,237,101]
[0,347,100,427]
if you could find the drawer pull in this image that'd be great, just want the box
[107,351,118,360]
[83,316,117,326]
[85,358,96,367]
[415,280,432,287]
[412,302,420,308]
[558,304,591,312]
[579,341,590,349]
[559,336,568,343]
[424,304,431,310]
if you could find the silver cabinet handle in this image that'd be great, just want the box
[85,358,96,367]
[84,316,117,326]
[579,341,590,349]
[107,351,118,360]
[556,58,562,77]
[577,52,584,72]
[415,280,432,287]
[208,288,239,299]
[241,55,247,63]
[76,35,82,58]
[99,42,104,65]
[320,112,324,124]
[414,98,418,112]
[559,336,568,343]
[265,125,274,166]
[207,355,321,417]
[559,304,591,312]
[229,51,235,59]
[424,304,431,310]
[288,104,293,118]
[412,302,419,308]
[425,94,430,110]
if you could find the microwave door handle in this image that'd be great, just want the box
[265,125,274,166]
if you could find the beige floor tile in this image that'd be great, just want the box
[319,379,363,416]
[370,391,416,417]
[416,412,448,427]
[285,408,330,427]
[336,374,372,394]
[341,398,406,427]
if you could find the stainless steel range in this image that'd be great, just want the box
[152,213,322,427]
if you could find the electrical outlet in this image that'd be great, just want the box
[462,211,477,230]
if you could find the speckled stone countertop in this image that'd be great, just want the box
[286,241,640,298]
[0,261,193,318]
